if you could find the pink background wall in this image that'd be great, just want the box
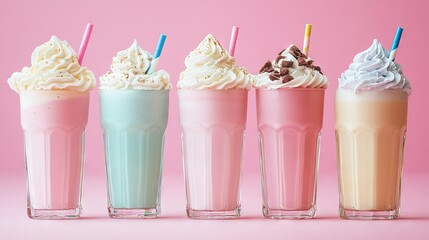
[0,0,428,180]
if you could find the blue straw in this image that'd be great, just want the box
[389,27,403,62]
[147,34,167,74]
[153,34,167,59]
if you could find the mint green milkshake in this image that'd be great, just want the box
[100,40,170,218]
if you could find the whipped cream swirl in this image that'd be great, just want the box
[178,34,252,90]
[254,45,328,89]
[8,36,95,93]
[100,40,170,90]
[339,39,410,94]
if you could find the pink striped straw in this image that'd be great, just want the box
[78,23,94,65]
[228,26,239,57]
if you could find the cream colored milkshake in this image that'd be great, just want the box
[336,40,410,220]
[336,90,407,212]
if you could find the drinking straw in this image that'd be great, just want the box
[147,34,167,74]
[303,24,312,55]
[389,27,403,62]
[228,26,239,57]
[77,23,94,65]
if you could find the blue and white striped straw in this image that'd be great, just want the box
[388,27,403,62]
[147,34,167,74]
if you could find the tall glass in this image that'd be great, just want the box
[20,91,89,219]
[335,89,408,219]
[100,90,169,218]
[178,89,248,219]
[256,88,325,219]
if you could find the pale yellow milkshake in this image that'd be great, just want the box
[336,40,411,220]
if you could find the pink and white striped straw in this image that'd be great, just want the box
[78,23,94,65]
[228,26,239,57]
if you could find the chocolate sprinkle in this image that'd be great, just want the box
[280,67,289,76]
[289,46,302,58]
[282,75,294,83]
[269,71,281,81]
[275,55,285,64]
[288,45,308,60]
[289,45,300,53]
[281,61,294,68]
[259,60,273,73]
[297,57,307,66]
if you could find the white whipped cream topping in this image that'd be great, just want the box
[8,35,95,93]
[178,34,252,90]
[100,40,171,90]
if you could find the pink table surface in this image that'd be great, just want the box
[1,173,428,240]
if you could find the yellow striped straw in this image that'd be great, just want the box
[303,24,312,55]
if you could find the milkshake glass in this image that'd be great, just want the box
[254,45,328,219]
[179,89,247,218]
[336,40,411,219]
[178,34,252,219]
[8,36,95,219]
[99,41,171,218]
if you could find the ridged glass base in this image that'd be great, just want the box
[108,206,160,219]
[187,206,241,219]
[339,207,400,220]
[27,206,81,219]
[263,205,316,219]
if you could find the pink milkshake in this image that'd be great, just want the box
[8,36,95,219]
[21,91,89,216]
[178,34,252,219]
[254,45,328,219]
[179,90,247,215]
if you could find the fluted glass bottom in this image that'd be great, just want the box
[27,206,81,219]
[263,205,316,219]
[108,206,160,219]
[187,205,241,219]
[339,207,399,220]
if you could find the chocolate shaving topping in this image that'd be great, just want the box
[278,49,286,55]
[275,46,324,75]
[266,67,274,73]
[289,45,300,53]
[296,56,324,74]
[281,60,293,68]
[282,75,294,83]
[259,60,273,73]
[288,45,309,60]
[269,71,281,81]
[298,57,308,66]
[275,55,285,64]
[280,67,289,76]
